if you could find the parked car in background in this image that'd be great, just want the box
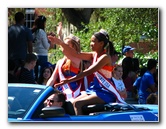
[8,83,159,122]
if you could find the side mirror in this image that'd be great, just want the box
[40,106,65,118]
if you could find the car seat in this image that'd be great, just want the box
[62,101,75,115]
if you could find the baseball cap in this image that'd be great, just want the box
[122,46,135,55]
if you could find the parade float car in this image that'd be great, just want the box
[8,83,159,122]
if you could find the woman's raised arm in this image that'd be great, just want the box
[48,35,93,61]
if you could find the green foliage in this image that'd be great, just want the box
[41,8,67,33]
[8,8,26,25]
[134,51,158,68]
[47,8,158,66]
[48,47,63,64]
[8,8,158,66]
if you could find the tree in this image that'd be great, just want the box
[61,8,94,31]
[8,8,158,66]
[8,8,26,25]
[64,8,158,67]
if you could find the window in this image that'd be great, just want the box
[25,8,35,29]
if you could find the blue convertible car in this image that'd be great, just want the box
[8,83,159,122]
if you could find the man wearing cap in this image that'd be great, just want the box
[118,45,135,65]
[119,46,138,99]
[123,45,135,58]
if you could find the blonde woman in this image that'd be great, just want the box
[46,34,82,102]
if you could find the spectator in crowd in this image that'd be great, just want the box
[48,29,126,115]
[118,45,135,65]
[37,66,53,85]
[133,67,147,100]
[123,45,135,57]
[138,59,158,104]
[146,93,158,104]
[153,69,158,94]
[111,49,121,66]
[112,65,127,99]
[8,12,33,73]
[120,46,139,98]
[18,53,37,84]
[44,90,66,107]
[122,57,137,98]
[31,15,54,81]
[132,58,140,74]
[8,59,19,83]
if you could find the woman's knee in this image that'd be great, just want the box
[73,100,84,109]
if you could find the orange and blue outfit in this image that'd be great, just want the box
[86,53,126,104]
[57,57,82,101]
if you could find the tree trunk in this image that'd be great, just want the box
[62,8,94,31]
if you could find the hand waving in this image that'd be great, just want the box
[48,35,62,45]
[56,22,62,36]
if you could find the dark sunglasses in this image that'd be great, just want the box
[47,99,54,103]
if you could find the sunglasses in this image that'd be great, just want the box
[47,99,54,103]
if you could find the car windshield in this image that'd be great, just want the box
[8,85,45,119]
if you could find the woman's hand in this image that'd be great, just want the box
[47,32,56,37]
[56,22,62,36]
[48,35,62,45]
[54,79,70,88]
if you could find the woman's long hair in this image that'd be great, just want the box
[37,66,53,84]
[31,15,46,33]
[94,29,115,55]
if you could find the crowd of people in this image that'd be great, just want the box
[8,12,159,115]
